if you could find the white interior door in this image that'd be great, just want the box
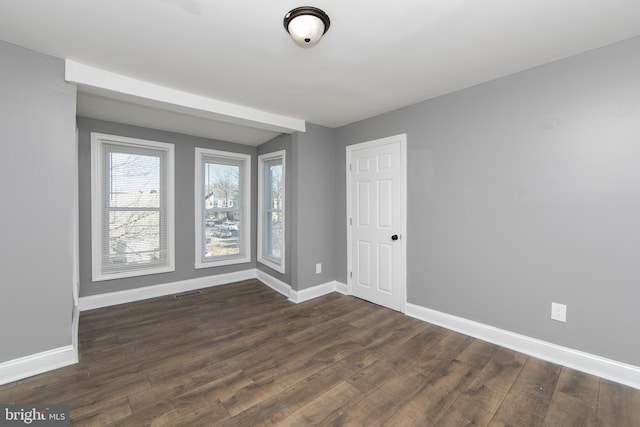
[347,134,406,312]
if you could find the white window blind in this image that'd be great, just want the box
[91,133,175,281]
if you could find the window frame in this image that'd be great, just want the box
[194,148,251,269]
[90,132,175,281]
[258,150,286,273]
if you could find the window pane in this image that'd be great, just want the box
[266,211,283,260]
[204,162,240,209]
[104,148,165,270]
[267,162,283,210]
[107,210,161,266]
[108,152,160,208]
[204,214,241,258]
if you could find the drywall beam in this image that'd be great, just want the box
[65,60,306,134]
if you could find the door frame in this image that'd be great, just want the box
[346,133,407,313]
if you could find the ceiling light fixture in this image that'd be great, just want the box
[283,6,330,48]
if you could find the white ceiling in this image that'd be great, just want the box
[2,0,640,145]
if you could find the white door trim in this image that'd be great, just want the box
[346,134,407,313]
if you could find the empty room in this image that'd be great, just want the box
[1,1,640,425]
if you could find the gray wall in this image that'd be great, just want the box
[291,124,339,291]
[335,35,640,366]
[257,133,293,285]
[77,117,257,297]
[0,41,76,361]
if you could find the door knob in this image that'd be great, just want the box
[391,234,399,241]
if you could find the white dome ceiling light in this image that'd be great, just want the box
[283,7,331,48]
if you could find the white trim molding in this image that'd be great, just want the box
[256,269,291,299]
[80,270,256,311]
[406,303,640,390]
[0,346,77,386]
[290,282,337,304]
[81,270,346,311]
[334,281,348,295]
[255,270,346,304]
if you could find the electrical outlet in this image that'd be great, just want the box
[316,263,322,274]
[551,302,567,322]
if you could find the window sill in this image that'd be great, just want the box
[92,265,175,282]
[195,256,251,269]
[258,257,284,274]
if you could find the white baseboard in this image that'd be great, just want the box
[79,269,256,311]
[80,269,344,312]
[255,269,291,299]
[290,281,337,303]
[334,281,348,295]
[406,303,640,390]
[254,271,345,304]
[0,346,77,386]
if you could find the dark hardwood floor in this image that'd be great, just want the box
[1,279,639,426]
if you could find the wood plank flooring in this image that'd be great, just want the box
[1,279,639,426]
